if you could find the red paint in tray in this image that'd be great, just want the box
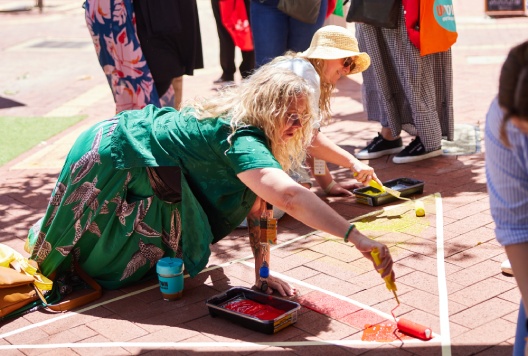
[224,297,285,320]
[206,287,301,334]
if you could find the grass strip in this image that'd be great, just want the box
[0,115,86,166]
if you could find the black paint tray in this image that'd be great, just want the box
[206,287,301,334]
[353,177,424,206]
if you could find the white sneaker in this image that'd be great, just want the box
[237,218,248,229]
[501,260,513,275]
[273,206,285,220]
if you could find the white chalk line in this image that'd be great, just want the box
[435,193,452,356]
[0,339,434,351]
[1,195,448,351]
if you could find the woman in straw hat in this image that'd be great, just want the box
[26,60,394,297]
[355,4,454,164]
[485,40,528,356]
[270,25,380,197]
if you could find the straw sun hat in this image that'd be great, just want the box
[300,25,371,75]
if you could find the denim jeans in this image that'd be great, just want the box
[514,300,527,356]
[250,0,328,67]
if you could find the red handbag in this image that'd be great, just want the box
[403,0,420,50]
[219,0,254,51]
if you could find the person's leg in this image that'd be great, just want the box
[354,22,404,160]
[506,243,528,355]
[171,76,183,109]
[381,127,399,141]
[239,50,256,79]
[85,0,162,112]
[250,0,289,67]
[211,0,236,81]
[287,0,328,52]
[239,0,255,78]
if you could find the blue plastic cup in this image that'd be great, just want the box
[156,257,184,301]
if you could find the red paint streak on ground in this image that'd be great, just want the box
[361,322,413,342]
[297,291,362,319]
[341,309,387,329]
[223,298,284,320]
[298,291,421,342]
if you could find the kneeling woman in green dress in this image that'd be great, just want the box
[27,62,394,296]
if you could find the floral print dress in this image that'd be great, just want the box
[84,0,174,113]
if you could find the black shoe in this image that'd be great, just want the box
[213,77,234,85]
[392,136,442,164]
[356,133,403,159]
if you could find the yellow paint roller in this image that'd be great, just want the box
[414,200,425,217]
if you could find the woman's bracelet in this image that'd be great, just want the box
[324,180,337,194]
[344,224,355,243]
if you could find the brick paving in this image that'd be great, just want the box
[1,0,528,355]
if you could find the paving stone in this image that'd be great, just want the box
[69,334,129,356]
[450,298,518,329]
[445,258,503,287]
[295,310,358,340]
[445,242,505,269]
[86,317,148,342]
[451,318,516,355]
[303,274,364,297]
[498,287,522,304]
[449,277,518,307]
[305,255,369,281]
[399,270,465,296]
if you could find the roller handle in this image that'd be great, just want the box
[353,173,385,192]
[371,248,397,292]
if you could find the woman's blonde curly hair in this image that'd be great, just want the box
[184,65,316,172]
[270,51,334,125]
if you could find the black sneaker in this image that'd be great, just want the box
[213,77,235,85]
[356,133,403,159]
[392,136,442,164]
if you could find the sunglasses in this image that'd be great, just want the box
[286,113,311,126]
[343,57,356,69]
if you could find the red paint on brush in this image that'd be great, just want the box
[223,299,284,320]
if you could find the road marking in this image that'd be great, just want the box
[6,37,93,52]
[0,339,436,351]
[435,193,452,356]
[466,55,507,65]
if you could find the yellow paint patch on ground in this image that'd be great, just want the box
[352,196,435,237]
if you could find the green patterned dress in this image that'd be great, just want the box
[27,105,281,289]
